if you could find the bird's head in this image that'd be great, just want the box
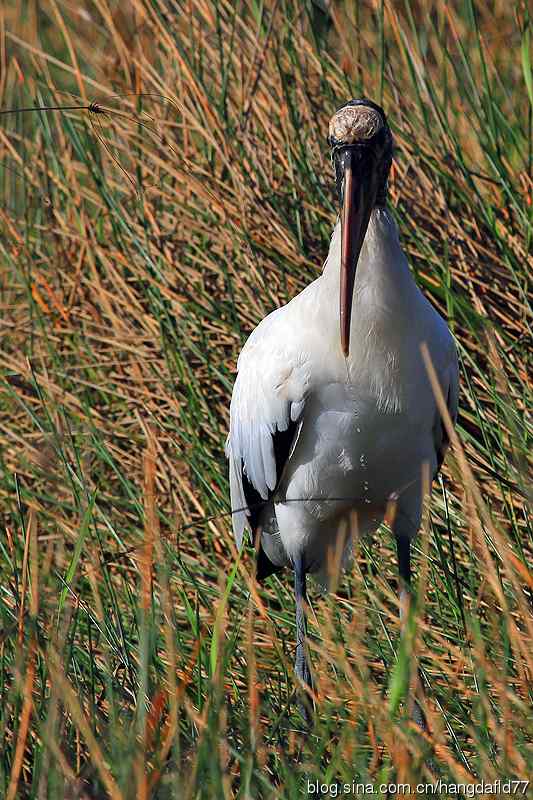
[328,99,394,357]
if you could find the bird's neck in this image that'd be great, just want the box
[322,207,415,302]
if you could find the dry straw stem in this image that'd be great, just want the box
[6,641,36,800]
[47,648,124,800]
[7,512,38,800]
[422,343,532,682]
[141,421,159,612]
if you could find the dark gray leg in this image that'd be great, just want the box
[294,555,313,723]
[396,535,426,730]
[396,534,411,619]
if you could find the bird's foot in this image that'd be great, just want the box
[295,653,314,726]
[410,667,429,731]
[412,697,427,731]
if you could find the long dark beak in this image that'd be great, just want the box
[339,148,378,357]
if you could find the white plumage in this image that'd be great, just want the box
[226,209,458,583]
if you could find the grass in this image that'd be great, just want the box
[0,0,531,797]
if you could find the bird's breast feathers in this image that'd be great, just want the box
[227,261,457,545]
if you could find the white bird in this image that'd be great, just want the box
[225,99,458,719]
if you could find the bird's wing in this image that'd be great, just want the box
[225,310,311,549]
[434,345,459,476]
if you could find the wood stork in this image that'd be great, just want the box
[225,99,459,719]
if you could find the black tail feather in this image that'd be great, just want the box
[256,540,286,582]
